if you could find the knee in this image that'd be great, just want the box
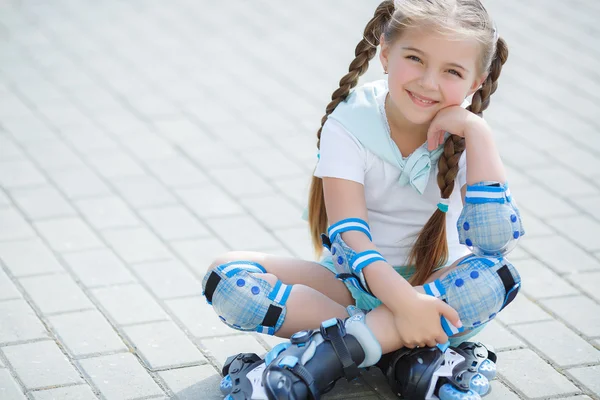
[206,251,242,274]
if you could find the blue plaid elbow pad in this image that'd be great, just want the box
[457,182,525,257]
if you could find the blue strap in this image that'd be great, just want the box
[349,250,386,274]
[465,183,509,204]
[216,261,266,278]
[268,281,293,305]
[328,218,372,242]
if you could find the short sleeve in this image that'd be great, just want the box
[456,150,467,190]
[314,118,367,185]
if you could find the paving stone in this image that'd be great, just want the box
[517,259,580,299]
[0,207,36,241]
[567,365,600,396]
[520,236,600,273]
[91,284,169,325]
[0,299,49,344]
[0,160,47,188]
[123,321,206,370]
[271,175,311,207]
[151,118,210,146]
[467,320,524,351]
[512,320,600,366]
[61,125,119,155]
[240,147,307,179]
[0,238,64,276]
[272,226,314,260]
[48,310,127,357]
[497,349,579,398]
[496,294,553,325]
[34,217,103,253]
[139,206,209,241]
[572,195,600,220]
[62,248,136,288]
[87,150,146,179]
[240,194,306,230]
[2,341,83,389]
[567,271,600,303]
[515,184,580,218]
[158,365,222,400]
[545,215,600,252]
[0,190,11,208]
[144,156,209,188]
[484,380,521,400]
[182,140,245,170]
[47,166,112,200]
[24,140,85,171]
[176,185,244,219]
[0,368,26,399]
[75,196,141,230]
[526,166,600,196]
[206,215,279,251]
[101,227,172,264]
[78,353,164,399]
[540,295,600,337]
[164,297,239,338]
[19,273,94,315]
[132,260,203,299]
[209,167,275,198]
[10,185,77,220]
[201,334,266,370]
[0,268,21,301]
[110,175,178,208]
[30,385,98,400]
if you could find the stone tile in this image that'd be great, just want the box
[272,226,314,260]
[485,380,521,400]
[468,320,524,351]
[567,271,600,302]
[62,248,136,288]
[0,268,21,301]
[101,227,172,264]
[516,184,580,218]
[201,334,266,370]
[240,194,305,230]
[78,353,164,399]
[139,206,209,241]
[0,207,36,241]
[164,297,239,338]
[0,190,11,208]
[111,175,178,208]
[48,310,127,357]
[512,320,600,366]
[166,238,230,275]
[205,215,279,251]
[176,185,244,219]
[19,273,94,315]
[513,211,554,237]
[123,321,206,369]
[567,365,600,395]
[572,195,600,219]
[158,365,223,400]
[240,147,306,179]
[182,140,245,170]
[0,369,26,399]
[545,216,600,252]
[209,167,275,197]
[10,185,76,220]
[132,260,203,299]
[75,196,141,230]
[87,150,145,179]
[24,140,85,171]
[118,133,178,161]
[271,175,311,207]
[46,166,112,200]
[91,284,169,325]
[541,295,600,337]
[34,218,103,253]
[30,385,98,400]
[0,238,64,276]
[61,125,119,155]
[496,294,553,325]
[2,341,83,389]
[520,236,600,273]
[0,160,47,188]
[526,166,599,196]
[497,349,579,398]
[152,118,209,146]
[517,259,580,299]
[144,156,209,188]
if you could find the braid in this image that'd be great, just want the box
[308,0,395,254]
[409,37,509,286]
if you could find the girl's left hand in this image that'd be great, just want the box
[427,106,484,151]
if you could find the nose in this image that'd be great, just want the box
[419,68,438,91]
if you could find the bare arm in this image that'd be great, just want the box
[464,115,507,185]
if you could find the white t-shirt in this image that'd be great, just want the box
[314,114,469,267]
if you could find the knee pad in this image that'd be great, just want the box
[202,261,292,335]
[457,182,525,257]
[423,255,520,336]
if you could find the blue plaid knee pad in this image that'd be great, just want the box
[457,182,525,257]
[202,261,293,335]
[423,255,520,337]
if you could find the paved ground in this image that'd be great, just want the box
[0,0,599,399]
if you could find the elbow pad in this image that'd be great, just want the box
[457,182,525,257]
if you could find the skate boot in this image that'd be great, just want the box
[377,341,497,400]
[219,307,381,400]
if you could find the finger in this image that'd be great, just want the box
[426,339,438,348]
[404,341,417,349]
[439,301,462,329]
[435,332,449,345]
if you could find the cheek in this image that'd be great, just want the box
[388,60,421,88]
[440,80,472,106]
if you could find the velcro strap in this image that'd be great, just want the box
[465,183,508,204]
[350,250,386,274]
[268,281,293,305]
[260,305,283,331]
[328,218,372,242]
[291,364,319,399]
[324,324,360,381]
[497,263,519,310]
[203,271,221,304]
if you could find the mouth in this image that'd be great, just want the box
[406,90,439,108]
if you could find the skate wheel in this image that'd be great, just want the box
[439,383,482,400]
[220,374,232,395]
[469,373,490,396]
[478,359,496,381]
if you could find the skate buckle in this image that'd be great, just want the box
[320,318,346,340]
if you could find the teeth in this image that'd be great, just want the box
[410,91,435,104]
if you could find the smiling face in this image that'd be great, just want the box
[381,26,487,125]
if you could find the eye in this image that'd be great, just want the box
[407,55,422,63]
[448,69,463,78]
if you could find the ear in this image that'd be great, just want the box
[379,33,389,72]
[467,73,488,97]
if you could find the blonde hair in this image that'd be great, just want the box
[307,0,508,285]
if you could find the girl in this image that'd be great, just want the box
[203,0,524,399]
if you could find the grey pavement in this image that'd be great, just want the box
[0,0,599,399]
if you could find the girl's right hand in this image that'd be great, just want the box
[393,291,462,348]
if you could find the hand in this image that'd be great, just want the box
[392,291,462,348]
[427,106,484,151]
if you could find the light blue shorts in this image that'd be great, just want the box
[319,256,486,347]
